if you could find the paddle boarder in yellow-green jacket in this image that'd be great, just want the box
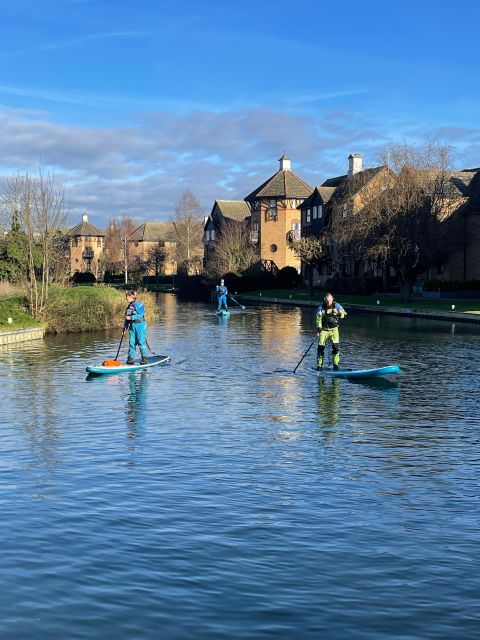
[316,292,347,370]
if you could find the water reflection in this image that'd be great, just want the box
[317,377,341,430]
[125,371,148,438]
[2,298,480,639]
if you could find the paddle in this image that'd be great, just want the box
[102,325,127,367]
[293,335,318,374]
[228,294,246,310]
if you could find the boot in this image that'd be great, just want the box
[316,356,323,371]
[140,355,148,365]
[127,357,135,365]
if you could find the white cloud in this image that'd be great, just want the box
[0,104,478,228]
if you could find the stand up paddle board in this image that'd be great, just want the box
[216,310,230,317]
[86,354,170,375]
[318,365,400,379]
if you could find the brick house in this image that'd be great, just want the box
[67,213,105,278]
[298,154,391,283]
[204,200,251,266]
[244,154,312,272]
[128,222,177,276]
[425,169,480,281]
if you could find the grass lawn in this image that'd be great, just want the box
[0,296,43,330]
[240,289,480,314]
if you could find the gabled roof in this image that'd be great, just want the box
[214,200,251,221]
[67,220,105,237]
[297,186,336,209]
[129,222,172,242]
[245,169,313,201]
[448,171,476,196]
[329,166,385,202]
[321,174,347,188]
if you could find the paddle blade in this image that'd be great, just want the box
[102,359,122,367]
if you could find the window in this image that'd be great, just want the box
[318,205,323,219]
[313,206,318,220]
[270,244,278,252]
[252,200,260,211]
[342,203,348,218]
[266,198,277,221]
[306,208,311,223]
[97,237,102,246]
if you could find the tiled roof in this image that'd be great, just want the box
[245,169,313,200]
[129,222,172,242]
[67,220,105,237]
[448,171,476,196]
[318,186,336,203]
[297,186,335,209]
[321,174,347,188]
[215,200,251,221]
[329,167,385,202]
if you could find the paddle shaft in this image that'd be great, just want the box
[293,335,318,374]
[114,326,127,361]
[228,294,245,309]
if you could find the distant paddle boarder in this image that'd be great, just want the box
[215,278,228,313]
[125,289,148,365]
[316,293,347,370]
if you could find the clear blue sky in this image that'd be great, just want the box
[1,0,479,226]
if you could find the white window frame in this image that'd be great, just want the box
[306,208,311,223]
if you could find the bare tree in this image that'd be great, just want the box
[205,221,257,277]
[335,142,462,301]
[170,190,204,274]
[103,218,124,275]
[292,236,329,295]
[0,167,69,316]
[145,243,166,277]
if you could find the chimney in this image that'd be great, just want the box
[348,153,363,178]
[279,153,291,172]
[82,212,88,223]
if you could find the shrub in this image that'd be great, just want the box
[72,271,96,284]
[277,266,301,289]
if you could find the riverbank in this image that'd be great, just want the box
[237,289,480,324]
[0,286,157,335]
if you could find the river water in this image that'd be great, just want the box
[1,294,479,639]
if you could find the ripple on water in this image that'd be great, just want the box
[0,301,480,639]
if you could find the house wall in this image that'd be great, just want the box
[69,235,104,277]
[258,199,300,271]
[435,212,480,280]
[129,240,177,275]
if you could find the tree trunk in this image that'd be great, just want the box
[401,271,413,303]
[308,265,314,296]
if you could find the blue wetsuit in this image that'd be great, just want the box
[215,284,228,311]
[125,300,147,360]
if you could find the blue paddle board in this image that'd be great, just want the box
[318,365,400,379]
[216,310,230,317]
[86,354,170,375]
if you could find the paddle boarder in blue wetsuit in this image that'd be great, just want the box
[316,292,347,371]
[215,279,228,312]
[125,290,148,365]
